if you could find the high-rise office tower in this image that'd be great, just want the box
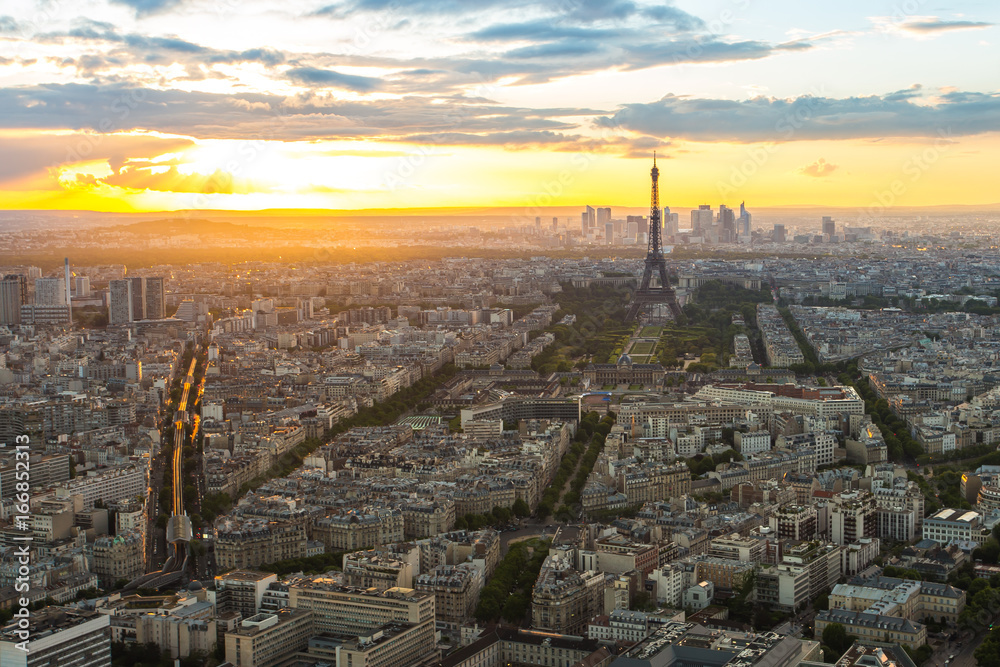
[773,224,787,243]
[718,205,736,243]
[596,207,611,229]
[64,258,72,320]
[822,216,836,238]
[605,222,614,244]
[0,275,27,325]
[627,220,639,240]
[145,277,166,320]
[662,206,679,236]
[128,276,146,321]
[108,279,133,325]
[27,266,42,280]
[691,205,713,237]
[738,202,752,240]
[75,276,91,298]
[585,205,596,228]
[35,278,67,306]
[552,217,558,231]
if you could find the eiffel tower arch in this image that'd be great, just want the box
[625,155,683,322]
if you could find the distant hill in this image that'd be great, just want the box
[113,218,278,236]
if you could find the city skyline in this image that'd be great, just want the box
[0,1,997,212]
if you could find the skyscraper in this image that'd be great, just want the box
[108,279,133,325]
[596,207,611,229]
[605,222,614,244]
[0,275,27,325]
[691,205,713,238]
[75,276,91,298]
[662,206,679,237]
[773,224,787,243]
[738,202,752,241]
[128,276,146,321]
[822,216,836,238]
[552,217,558,231]
[718,205,736,243]
[64,258,72,321]
[34,278,67,306]
[145,277,166,320]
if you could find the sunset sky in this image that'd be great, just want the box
[1,0,998,212]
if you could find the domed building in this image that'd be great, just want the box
[583,353,663,387]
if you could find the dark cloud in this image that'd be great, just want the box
[641,5,705,30]
[599,91,1000,141]
[900,18,993,33]
[314,0,516,17]
[503,41,605,60]
[472,21,623,42]
[38,23,289,73]
[100,166,257,194]
[0,83,583,141]
[0,132,195,184]
[388,130,574,146]
[0,15,19,33]
[109,0,184,16]
[285,67,382,92]
[618,38,808,71]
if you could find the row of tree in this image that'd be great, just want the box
[454,501,530,531]
[473,538,550,624]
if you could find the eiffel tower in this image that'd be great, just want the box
[625,154,683,322]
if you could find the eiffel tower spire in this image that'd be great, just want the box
[625,156,683,322]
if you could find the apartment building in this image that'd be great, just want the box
[414,563,484,627]
[224,609,313,667]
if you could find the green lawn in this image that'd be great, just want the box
[640,326,663,337]
[630,341,655,355]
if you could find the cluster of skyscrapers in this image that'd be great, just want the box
[578,204,752,246]
[108,277,166,325]
[0,258,74,325]
[580,205,682,246]
[0,263,166,327]
[690,203,752,244]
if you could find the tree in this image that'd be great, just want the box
[822,623,851,659]
[512,498,530,518]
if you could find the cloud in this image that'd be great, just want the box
[0,132,195,185]
[0,83,585,141]
[285,67,382,91]
[314,0,521,18]
[98,166,259,194]
[871,15,994,39]
[109,0,184,16]
[0,15,19,33]
[899,18,993,34]
[599,89,1000,142]
[798,158,838,177]
[472,21,623,42]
